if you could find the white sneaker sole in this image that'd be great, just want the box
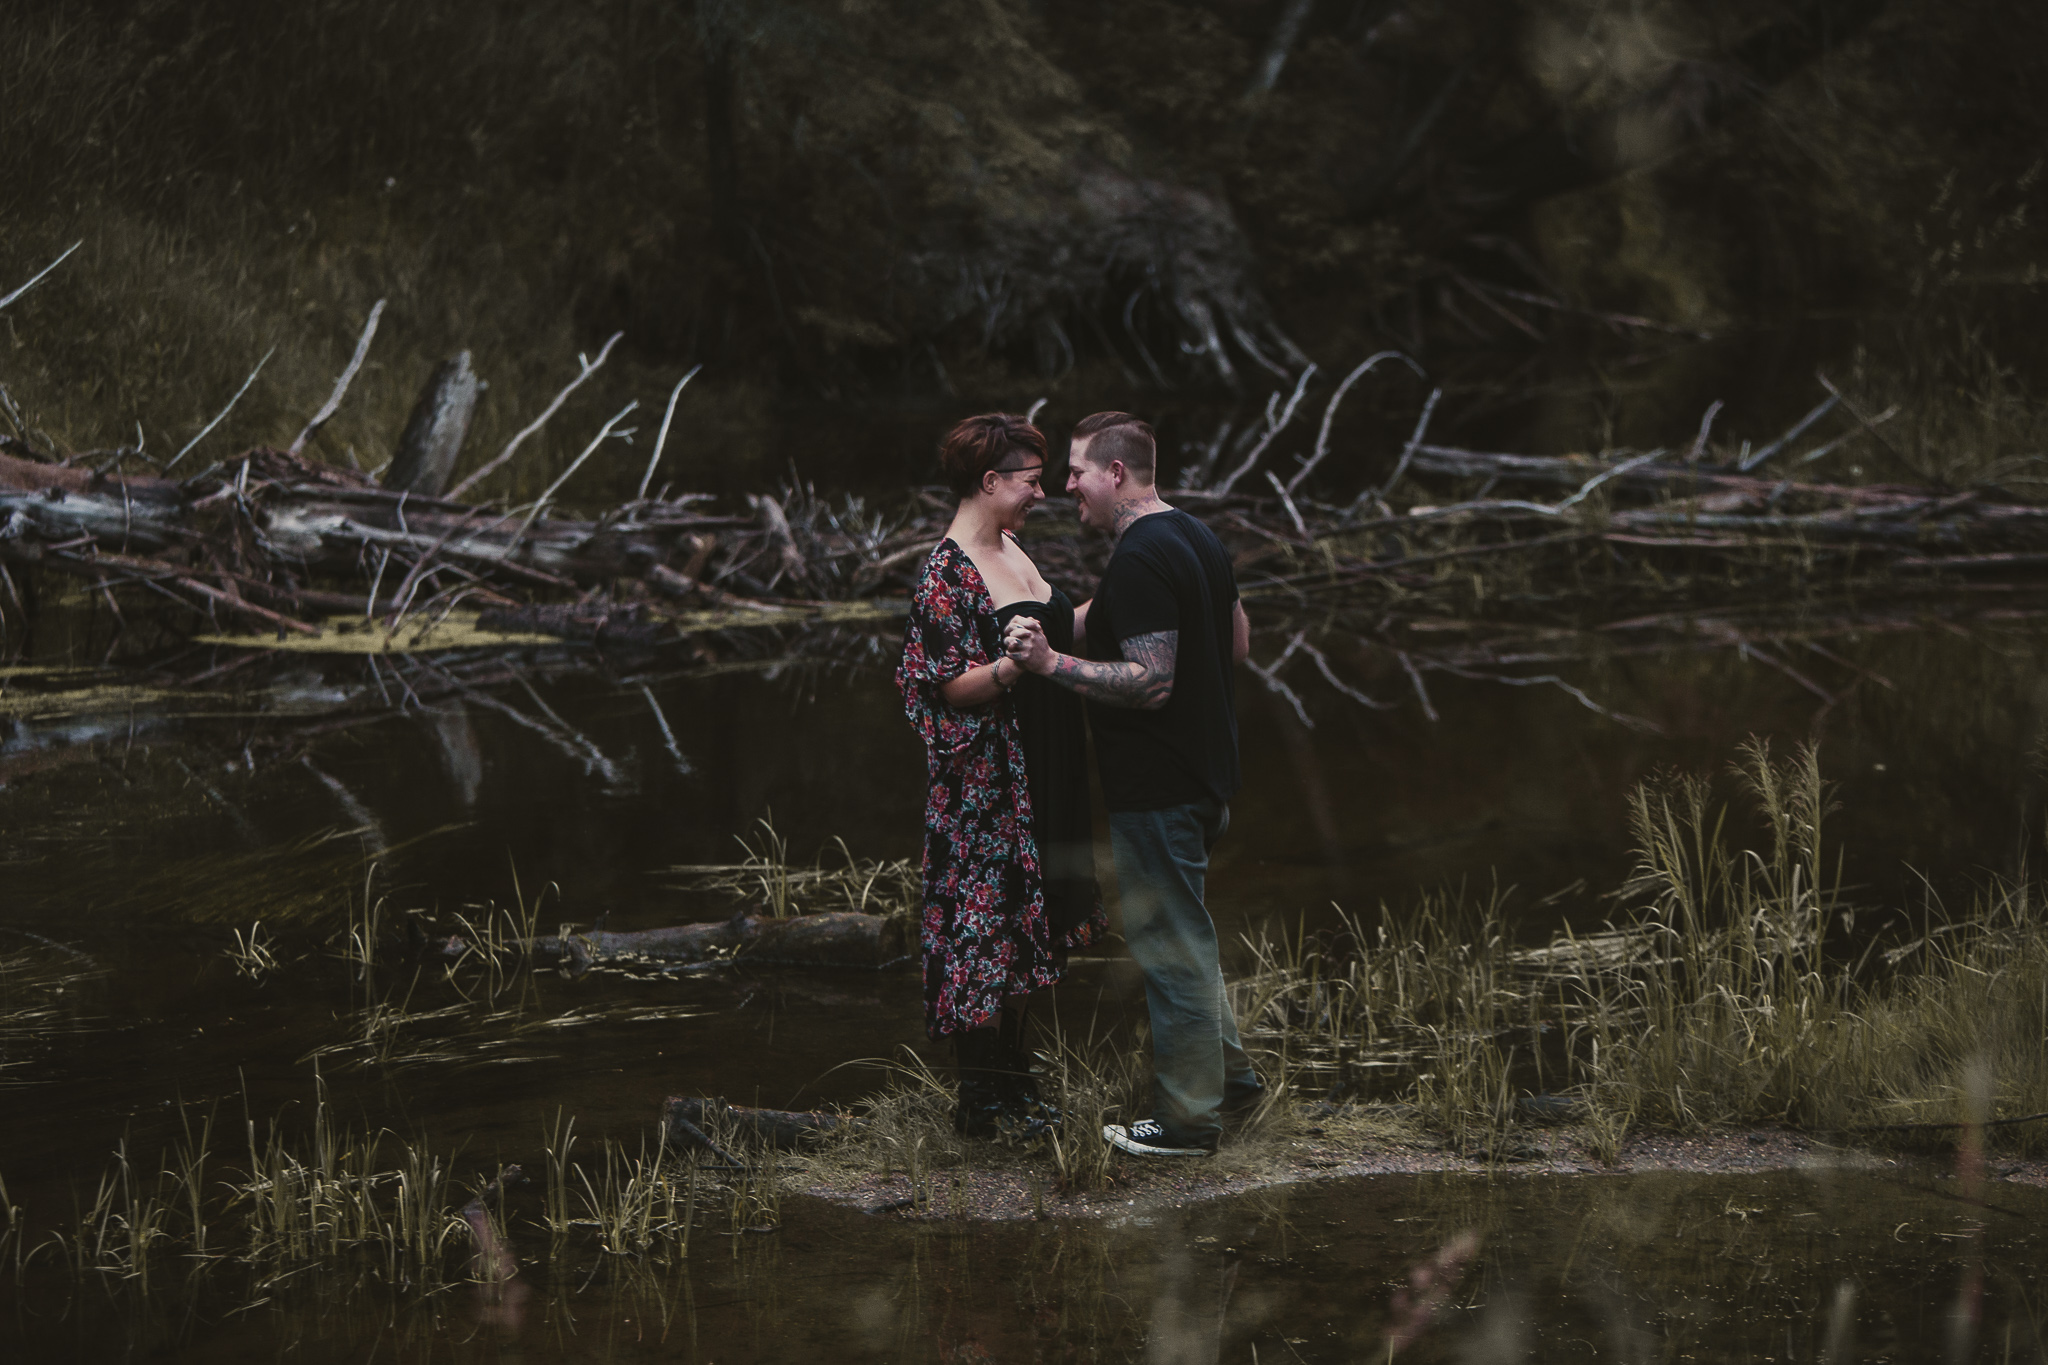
[1102,1123,1213,1159]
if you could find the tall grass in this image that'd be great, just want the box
[7,1080,740,1290]
[1236,738,2048,1161]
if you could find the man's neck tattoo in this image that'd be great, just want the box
[1111,502,1145,542]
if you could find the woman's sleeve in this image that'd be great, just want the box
[897,553,991,756]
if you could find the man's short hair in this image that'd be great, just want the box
[1071,412,1156,484]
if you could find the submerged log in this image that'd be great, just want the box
[436,909,912,972]
[661,1096,855,1153]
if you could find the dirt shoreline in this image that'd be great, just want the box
[793,1110,2048,1223]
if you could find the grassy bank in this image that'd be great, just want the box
[1233,739,2048,1162]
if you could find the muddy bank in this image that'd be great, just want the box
[792,1106,2048,1224]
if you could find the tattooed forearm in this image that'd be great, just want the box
[1046,630,1177,710]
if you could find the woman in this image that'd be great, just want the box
[896,412,1105,1139]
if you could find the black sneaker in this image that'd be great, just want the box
[1103,1119,1215,1158]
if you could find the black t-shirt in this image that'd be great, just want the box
[1084,508,1241,812]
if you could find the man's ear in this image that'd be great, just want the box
[1108,460,1126,488]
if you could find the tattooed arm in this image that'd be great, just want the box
[1004,620,1177,710]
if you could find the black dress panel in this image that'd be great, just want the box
[995,587,1104,942]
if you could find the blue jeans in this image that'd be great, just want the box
[1108,798,1258,1149]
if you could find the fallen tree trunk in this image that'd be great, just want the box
[435,909,912,973]
[661,1096,855,1153]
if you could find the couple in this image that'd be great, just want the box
[895,410,1262,1159]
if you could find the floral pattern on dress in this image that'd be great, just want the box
[897,538,1067,1039]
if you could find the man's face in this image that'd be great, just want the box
[1066,436,1119,528]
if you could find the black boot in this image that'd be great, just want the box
[998,1005,1061,1130]
[953,1028,1009,1139]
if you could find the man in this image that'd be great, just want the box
[1003,411,1261,1158]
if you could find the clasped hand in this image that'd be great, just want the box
[1002,617,1054,675]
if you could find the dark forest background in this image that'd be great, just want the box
[1,0,2044,499]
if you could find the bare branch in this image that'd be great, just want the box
[448,331,624,499]
[1740,395,1837,472]
[291,299,387,456]
[166,347,276,471]
[0,240,82,313]
[538,401,638,506]
[637,366,702,501]
[1685,399,1724,463]
[1554,449,1668,511]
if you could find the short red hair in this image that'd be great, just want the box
[936,413,1047,498]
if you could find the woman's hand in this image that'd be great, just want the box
[1003,618,1057,675]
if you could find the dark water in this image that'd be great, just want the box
[8,1166,2046,1362]
[7,583,2048,1359]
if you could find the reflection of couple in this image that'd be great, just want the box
[896,411,1262,1159]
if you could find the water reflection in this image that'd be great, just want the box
[5,1170,2044,1362]
[9,602,2048,1359]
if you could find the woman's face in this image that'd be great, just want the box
[981,459,1047,530]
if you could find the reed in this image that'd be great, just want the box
[225,921,283,979]
[1238,738,2048,1159]
[666,815,919,922]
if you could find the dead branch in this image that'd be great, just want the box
[166,348,275,472]
[448,331,623,498]
[637,366,702,500]
[291,300,386,455]
[0,240,82,313]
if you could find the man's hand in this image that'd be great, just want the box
[1008,620,1176,710]
[1003,618,1056,676]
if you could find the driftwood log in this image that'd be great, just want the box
[435,910,911,973]
[384,352,482,497]
[661,1096,854,1155]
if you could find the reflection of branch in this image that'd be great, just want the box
[1737,641,1835,704]
[642,685,693,774]
[1297,636,1396,709]
[1288,350,1423,495]
[1213,364,1316,495]
[1246,634,1315,728]
[1429,659,1664,733]
[1395,651,1438,722]
[1370,386,1443,504]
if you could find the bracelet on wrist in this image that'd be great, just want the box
[995,657,1017,690]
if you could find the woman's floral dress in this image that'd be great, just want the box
[897,538,1101,1039]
